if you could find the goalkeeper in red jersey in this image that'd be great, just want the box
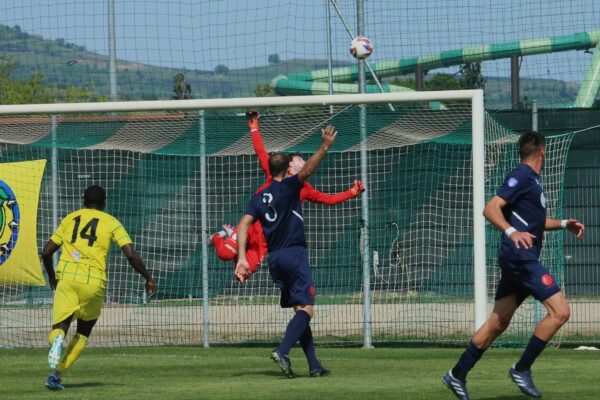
[208,110,364,281]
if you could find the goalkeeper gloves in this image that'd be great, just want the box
[245,110,260,131]
[349,179,365,196]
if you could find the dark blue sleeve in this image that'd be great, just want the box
[244,196,261,219]
[496,173,525,204]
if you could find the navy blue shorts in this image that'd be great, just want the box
[267,246,315,308]
[495,258,561,304]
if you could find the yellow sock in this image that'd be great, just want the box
[48,328,65,346]
[56,333,88,374]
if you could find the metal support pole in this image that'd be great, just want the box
[532,100,545,323]
[200,110,209,347]
[357,0,372,349]
[511,55,520,110]
[415,65,424,91]
[51,115,59,268]
[329,0,394,111]
[108,0,118,101]
[325,0,334,114]
[532,100,538,132]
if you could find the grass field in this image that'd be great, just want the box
[1,346,598,400]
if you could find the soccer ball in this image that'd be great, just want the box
[349,36,373,60]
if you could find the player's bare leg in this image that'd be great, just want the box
[443,295,519,399]
[509,292,570,398]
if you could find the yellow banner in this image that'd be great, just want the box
[0,160,46,286]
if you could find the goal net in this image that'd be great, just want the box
[0,92,572,347]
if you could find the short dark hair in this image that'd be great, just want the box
[268,152,291,178]
[83,185,106,208]
[519,131,545,160]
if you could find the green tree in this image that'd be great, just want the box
[214,64,229,76]
[0,55,105,104]
[65,82,107,103]
[268,54,281,65]
[426,73,463,90]
[254,83,273,97]
[460,62,486,89]
[172,73,192,99]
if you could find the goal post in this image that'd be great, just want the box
[4,89,572,348]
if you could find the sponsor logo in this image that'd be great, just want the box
[541,274,554,286]
[540,192,547,208]
[0,181,19,265]
[309,286,316,297]
[508,177,519,187]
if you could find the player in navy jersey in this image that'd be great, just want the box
[235,125,337,378]
[443,131,584,400]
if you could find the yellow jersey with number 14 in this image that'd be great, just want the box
[50,208,132,288]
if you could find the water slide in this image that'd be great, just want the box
[272,29,600,108]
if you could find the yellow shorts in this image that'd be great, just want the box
[52,279,106,325]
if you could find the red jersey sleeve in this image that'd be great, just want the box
[251,128,273,194]
[250,128,271,178]
[300,181,356,205]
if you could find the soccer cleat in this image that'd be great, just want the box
[48,334,64,369]
[206,231,226,247]
[271,349,294,378]
[222,224,235,238]
[45,374,65,390]
[442,371,472,400]
[509,364,542,398]
[309,362,331,377]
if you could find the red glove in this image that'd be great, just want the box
[349,179,365,196]
[245,110,260,131]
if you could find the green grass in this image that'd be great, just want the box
[1,347,599,400]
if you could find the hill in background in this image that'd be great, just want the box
[0,24,584,109]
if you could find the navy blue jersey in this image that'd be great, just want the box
[496,163,547,261]
[245,174,306,252]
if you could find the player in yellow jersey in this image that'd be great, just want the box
[41,185,156,390]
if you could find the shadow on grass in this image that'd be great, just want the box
[231,370,316,379]
[64,382,124,388]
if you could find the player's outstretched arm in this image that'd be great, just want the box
[302,179,365,205]
[545,217,585,239]
[235,214,255,282]
[121,244,156,298]
[246,110,270,176]
[41,240,61,290]
[483,195,535,249]
[298,125,337,183]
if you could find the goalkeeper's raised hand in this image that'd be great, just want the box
[245,110,260,131]
[349,179,365,196]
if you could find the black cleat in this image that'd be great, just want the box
[443,371,472,400]
[309,362,331,377]
[271,349,294,378]
[509,364,542,398]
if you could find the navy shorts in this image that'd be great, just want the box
[267,246,315,308]
[495,258,561,304]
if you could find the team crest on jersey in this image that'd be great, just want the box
[508,177,519,187]
[0,181,20,265]
[541,274,554,287]
[540,192,547,208]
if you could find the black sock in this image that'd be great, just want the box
[299,324,319,369]
[515,335,547,371]
[278,310,310,356]
[452,341,485,381]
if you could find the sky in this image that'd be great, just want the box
[1,0,600,82]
